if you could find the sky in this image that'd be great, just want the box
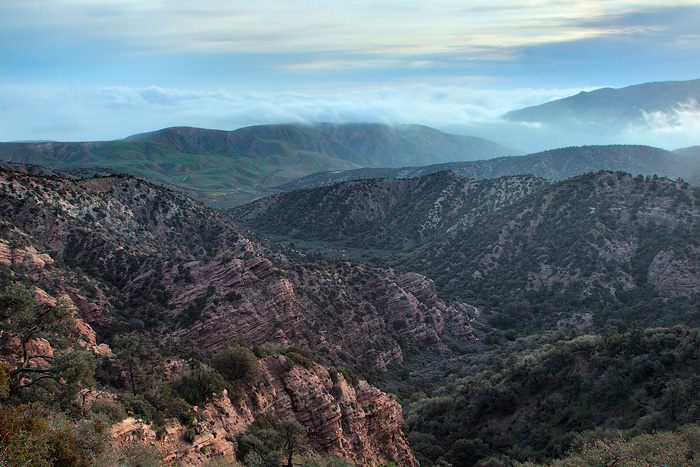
[1,0,699,145]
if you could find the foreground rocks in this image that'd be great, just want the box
[110,357,419,466]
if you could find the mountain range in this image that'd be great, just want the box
[448,78,700,152]
[0,123,517,207]
[272,144,700,193]
[505,79,700,125]
[4,152,700,465]
[2,77,700,467]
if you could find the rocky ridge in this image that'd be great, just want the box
[0,167,434,465]
[230,171,549,249]
[0,275,417,466]
[403,171,700,328]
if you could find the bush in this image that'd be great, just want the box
[184,428,197,444]
[166,397,196,425]
[212,346,261,383]
[90,400,128,423]
[286,352,313,370]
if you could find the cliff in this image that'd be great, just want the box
[110,357,418,466]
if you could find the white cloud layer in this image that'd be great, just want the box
[2,85,698,152]
[621,100,700,149]
[0,85,581,141]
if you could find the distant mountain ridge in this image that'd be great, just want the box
[505,79,700,124]
[274,144,700,192]
[442,78,700,152]
[0,124,517,205]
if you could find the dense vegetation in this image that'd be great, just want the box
[379,326,700,466]
[521,424,700,467]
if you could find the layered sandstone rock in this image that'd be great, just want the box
[172,259,474,370]
[110,357,418,467]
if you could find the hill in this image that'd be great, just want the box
[0,124,517,206]
[404,171,700,332]
[0,165,483,465]
[0,167,476,370]
[230,171,549,250]
[274,144,700,193]
[239,168,700,333]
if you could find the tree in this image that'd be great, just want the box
[177,361,225,406]
[238,416,308,467]
[112,333,150,394]
[0,282,72,394]
[52,349,99,410]
[277,419,308,467]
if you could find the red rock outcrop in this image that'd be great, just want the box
[171,259,474,370]
[110,356,418,467]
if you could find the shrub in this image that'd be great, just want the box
[90,400,128,423]
[286,352,313,370]
[212,346,261,383]
[184,428,197,444]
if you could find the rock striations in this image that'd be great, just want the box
[109,357,418,466]
[0,168,474,371]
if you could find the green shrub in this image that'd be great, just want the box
[212,346,261,383]
[90,400,128,423]
[286,352,313,370]
[177,363,226,406]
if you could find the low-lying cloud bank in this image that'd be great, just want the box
[0,85,583,142]
[1,85,699,152]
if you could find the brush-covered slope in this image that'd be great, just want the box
[0,124,515,200]
[675,145,700,158]
[230,171,549,249]
[0,167,474,371]
[505,79,700,124]
[309,123,521,165]
[275,144,700,192]
[405,171,700,331]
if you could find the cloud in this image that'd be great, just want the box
[0,84,584,142]
[621,100,700,149]
[2,84,698,152]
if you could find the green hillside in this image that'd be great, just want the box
[0,124,517,206]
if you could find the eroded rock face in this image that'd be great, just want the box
[647,249,700,297]
[172,260,475,370]
[110,357,418,467]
